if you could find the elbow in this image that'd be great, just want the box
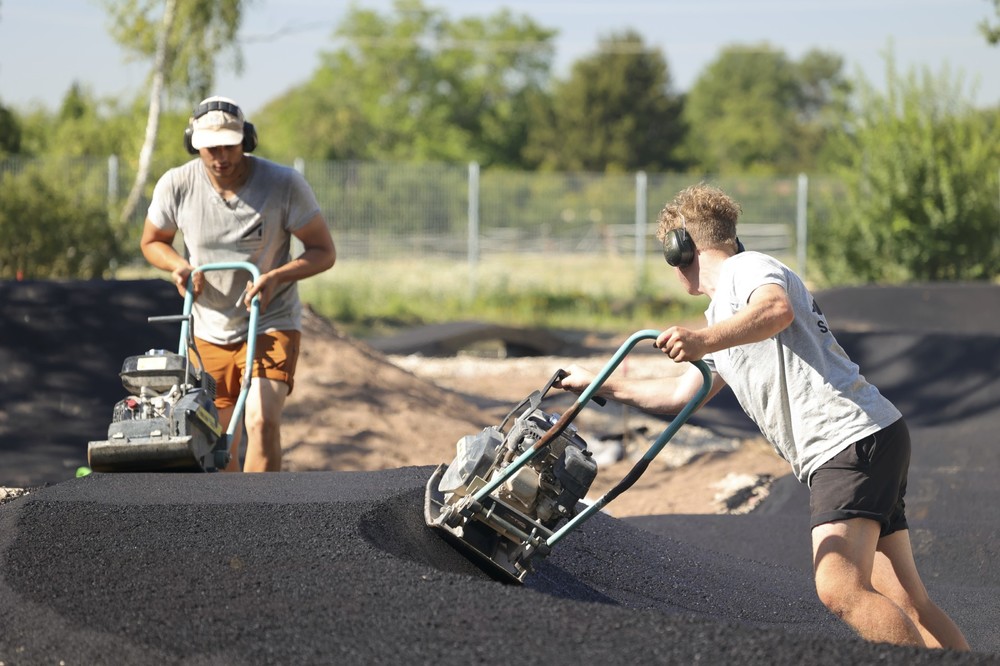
[777,300,795,330]
[767,291,795,333]
[139,239,160,265]
[306,240,337,273]
[323,242,337,272]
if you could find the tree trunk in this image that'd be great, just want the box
[118,0,178,229]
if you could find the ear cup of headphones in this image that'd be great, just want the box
[183,125,197,155]
[241,121,257,153]
[663,227,696,267]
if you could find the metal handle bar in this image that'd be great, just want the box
[178,261,262,443]
[469,330,712,517]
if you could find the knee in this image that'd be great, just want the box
[815,577,861,617]
[244,410,279,438]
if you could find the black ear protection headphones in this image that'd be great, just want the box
[662,214,696,267]
[183,99,258,155]
[662,212,745,268]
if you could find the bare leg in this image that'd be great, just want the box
[242,378,289,472]
[812,518,925,646]
[872,530,969,650]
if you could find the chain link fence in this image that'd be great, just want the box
[2,156,817,282]
[296,160,813,283]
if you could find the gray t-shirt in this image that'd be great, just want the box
[703,252,900,484]
[147,156,322,344]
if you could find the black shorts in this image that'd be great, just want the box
[809,418,910,537]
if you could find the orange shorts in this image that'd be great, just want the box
[194,330,301,409]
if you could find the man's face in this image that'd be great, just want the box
[675,261,700,296]
[198,143,244,178]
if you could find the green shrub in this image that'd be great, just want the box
[0,166,126,279]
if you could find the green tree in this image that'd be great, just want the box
[980,0,1000,44]
[9,87,193,259]
[0,167,126,279]
[524,30,685,173]
[0,7,18,156]
[101,0,253,225]
[255,0,555,166]
[794,49,853,171]
[0,101,20,155]
[682,44,849,175]
[16,84,139,157]
[814,56,1000,283]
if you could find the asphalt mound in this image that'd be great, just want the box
[817,282,1000,335]
[0,279,180,486]
[5,469,994,665]
[1,279,998,662]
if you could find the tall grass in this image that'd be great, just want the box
[299,254,708,337]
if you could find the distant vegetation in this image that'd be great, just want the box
[296,255,709,337]
[118,254,708,337]
[1,0,998,315]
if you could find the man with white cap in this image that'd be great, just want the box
[140,95,337,472]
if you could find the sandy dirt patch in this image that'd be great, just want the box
[281,309,790,518]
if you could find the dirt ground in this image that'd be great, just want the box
[281,308,789,518]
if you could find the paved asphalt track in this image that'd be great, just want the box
[1,280,998,664]
[0,280,180,487]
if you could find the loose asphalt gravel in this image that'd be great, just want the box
[1,280,997,665]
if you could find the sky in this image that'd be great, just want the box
[0,0,997,117]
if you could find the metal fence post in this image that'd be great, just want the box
[635,170,647,292]
[796,173,808,280]
[468,161,480,299]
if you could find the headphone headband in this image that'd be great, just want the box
[193,99,243,120]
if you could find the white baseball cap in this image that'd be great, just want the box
[189,96,245,150]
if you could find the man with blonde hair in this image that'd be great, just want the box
[557,183,968,650]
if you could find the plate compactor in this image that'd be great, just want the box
[87,262,261,473]
[425,330,713,583]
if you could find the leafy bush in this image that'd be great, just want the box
[0,166,126,279]
[813,60,1000,284]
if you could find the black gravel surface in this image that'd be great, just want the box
[1,280,998,664]
[2,469,995,665]
[0,279,180,487]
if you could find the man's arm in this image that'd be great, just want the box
[241,213,336,310]
[557,284,790,413]
[657,284,793,363]
[556,362,727,415]
[140,219,198,297]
